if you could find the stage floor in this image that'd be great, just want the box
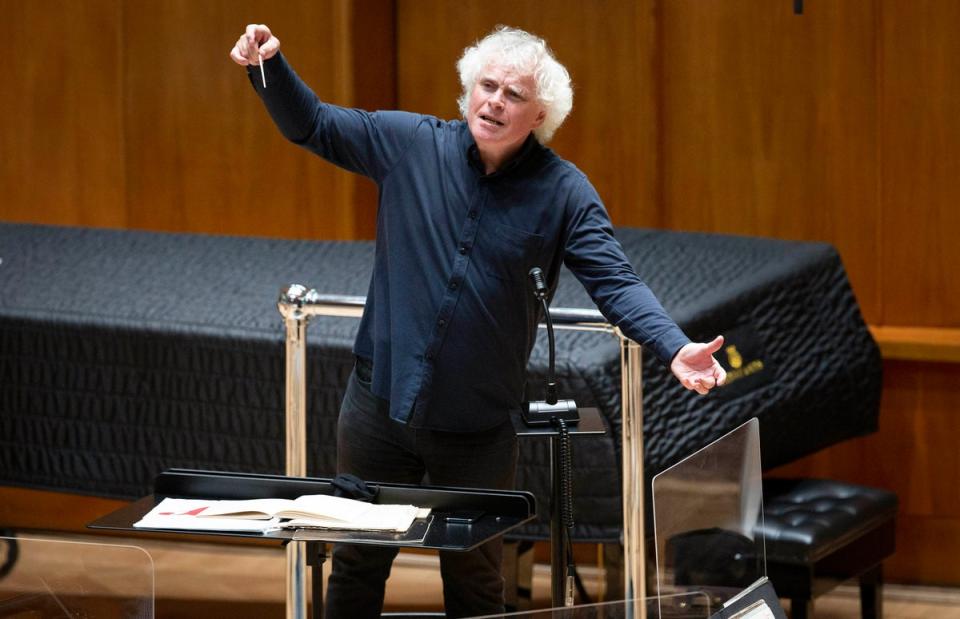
[3,532,958,618]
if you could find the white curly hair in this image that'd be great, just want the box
[456,26,573,144]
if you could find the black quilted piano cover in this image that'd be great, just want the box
[0,223,881,541]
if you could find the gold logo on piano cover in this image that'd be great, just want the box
[726,345,743,369]
[723,344,764,385]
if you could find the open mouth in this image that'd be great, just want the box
[480,114,504,127]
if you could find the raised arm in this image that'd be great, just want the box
[228,24,421,182]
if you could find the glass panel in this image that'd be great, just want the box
[651,418,766,612]
[0,535,154,617]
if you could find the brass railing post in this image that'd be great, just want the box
[278,285,310,619]
[618,331,646,618]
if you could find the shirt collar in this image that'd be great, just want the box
[462,126,541,178]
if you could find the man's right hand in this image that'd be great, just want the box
[229,24,280,66]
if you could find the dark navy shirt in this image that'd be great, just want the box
[251,54,690,431]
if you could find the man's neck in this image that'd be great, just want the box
[476,138,528,175]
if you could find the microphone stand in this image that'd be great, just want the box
[523,267,579,425]
[524,267,580,606]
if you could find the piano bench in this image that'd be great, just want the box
[761,478,898,619]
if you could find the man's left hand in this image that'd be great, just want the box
[670,336,727,395]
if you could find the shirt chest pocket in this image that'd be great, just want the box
[476,222,545,283]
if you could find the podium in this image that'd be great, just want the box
[89,469,536,618]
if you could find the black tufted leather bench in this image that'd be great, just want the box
[759,478,898,619]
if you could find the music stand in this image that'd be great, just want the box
[89,469,536,619]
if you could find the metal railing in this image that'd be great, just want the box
[277,284,646,618]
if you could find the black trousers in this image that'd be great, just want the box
[324,363,519,619]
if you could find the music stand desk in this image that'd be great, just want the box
[510,406,605,437]
[89,469,536,617]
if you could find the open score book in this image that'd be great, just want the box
[134,495,431,534]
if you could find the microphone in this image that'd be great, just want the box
[523,267,579,425]
[529,267,548,300]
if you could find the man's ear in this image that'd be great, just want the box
[532,107,547,128]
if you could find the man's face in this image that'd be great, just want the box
[467,64,546,160]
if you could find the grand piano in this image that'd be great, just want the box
[0,222,881,542]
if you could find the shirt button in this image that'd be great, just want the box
[468,211,478,219]
[459,245,468,255]
[437,319,446,328]
[449,281,458,290]
[426,352,434,361]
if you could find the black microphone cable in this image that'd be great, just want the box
[555,416,576,605]
[554,416,592,605]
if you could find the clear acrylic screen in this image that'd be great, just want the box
[652,418,766,611]
[0,535,154,617]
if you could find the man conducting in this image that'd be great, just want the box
[231,24,726,617]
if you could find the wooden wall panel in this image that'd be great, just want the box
[880,0,960,327]
[0,0,393,240]
[121,0,387,240]
[396,0,661,226]
[656,0,881,322]
[0,0,126,228]
[0,486,127,534]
